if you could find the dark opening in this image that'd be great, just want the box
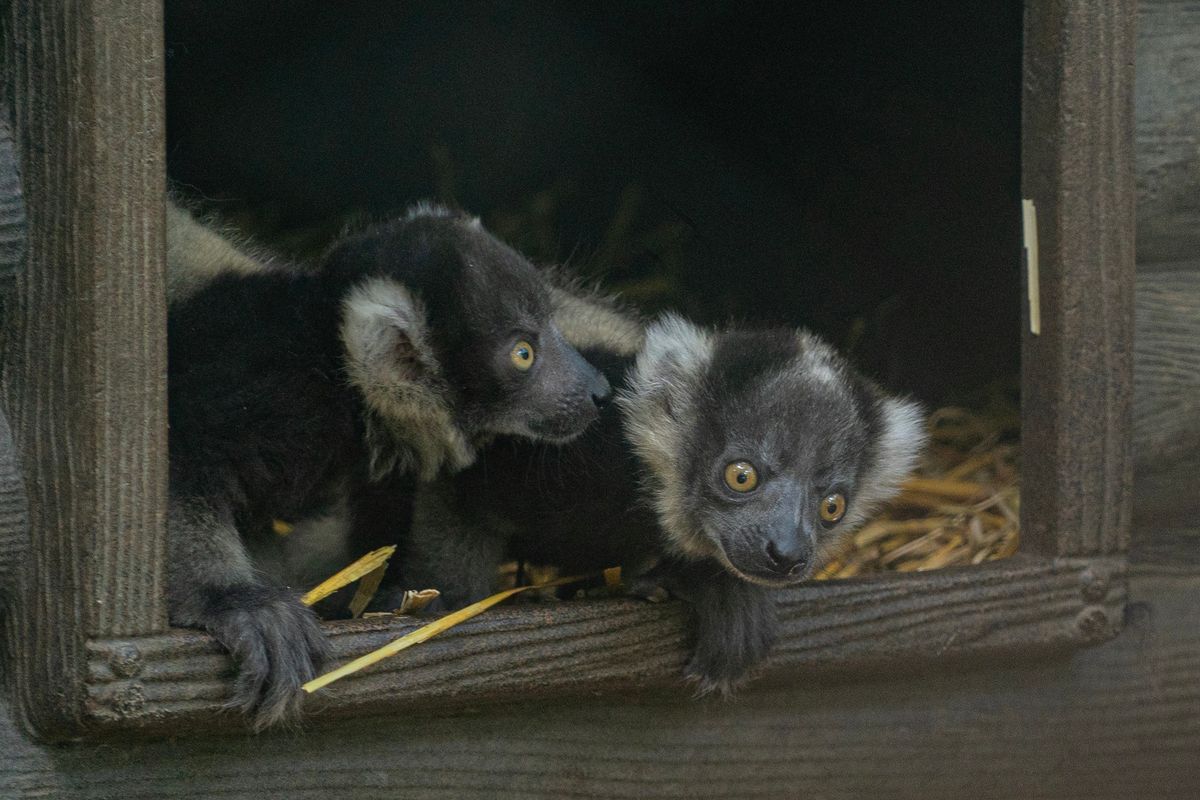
[164,1,1024,578]
[165,0,1022,405]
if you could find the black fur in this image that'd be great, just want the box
[403,316,924,693]
[167,208,610,728]
[399,348,653,609]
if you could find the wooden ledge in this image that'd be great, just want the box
[80,555,1126,738]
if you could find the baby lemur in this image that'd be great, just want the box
[166,203,611,727]
[402,312,925,692]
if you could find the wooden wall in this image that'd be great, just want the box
[1133,0,1200,524]
[1137,1,1200,266]
[1,1,1198,797]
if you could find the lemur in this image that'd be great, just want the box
[166,202,611,728]
[401,312,926,693]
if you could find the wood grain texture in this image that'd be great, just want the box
[76,556,1124,735]
[1131,527,1200,571]
[1022,1,1136,556]
[0,409,28,603]
[0,104,26,289]
[1132,456,1200,535]
[1137,0,1200,264]
[0,0,167,738]
[0,564,1187,800]
[1133,266,1200,471]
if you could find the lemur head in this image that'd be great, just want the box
[620,315,926,587]
[326,205,611,481]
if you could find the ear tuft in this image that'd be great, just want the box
[877,396,928,484]
[844,394,928,529]
[340,278,437,386]
[617,313,715,559]
[340,277,474,480]
[637,313,712,382]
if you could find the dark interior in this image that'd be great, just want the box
[164,0,1023,404]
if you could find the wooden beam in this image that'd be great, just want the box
[0,563,1191,799]
[0,0,167,738]
[1021,0,1136,556]
[79,556,1124,734]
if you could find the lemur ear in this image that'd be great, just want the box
[630,313,713,419]
[843,393,927,529]
[340,277,474,481]
[621,311,713,458]
[340,277,438,387]
[874,396,928,488]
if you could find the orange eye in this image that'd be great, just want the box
[510,340,535,370]
[723,461,759,493]
[819,492,847,524]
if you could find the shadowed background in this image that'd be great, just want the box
[164,0,1022,404]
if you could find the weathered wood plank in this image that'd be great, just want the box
[0,103,28,601]
[1131,527,1200,571]
[1021,0,1136,556]
[0,409,28,606]
[1133,266,1200,472]
[0,104,26,291]
[0,564,1190,800]
[1133,458,1200,536]
[0,0,167,737]
[1136,0,1200,264]
[79,556,1124,734]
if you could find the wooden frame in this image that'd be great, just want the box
[0,0,1135,741]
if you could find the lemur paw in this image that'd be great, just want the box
[682,621,775,697]
[204,587,332,730]
[679,573,779,698]
[683,653,755,697]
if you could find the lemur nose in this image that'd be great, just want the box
[590,372,613,409]
[765,539,809,576]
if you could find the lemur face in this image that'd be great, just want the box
[621,317,926,587]
[430,221,613,443]
[330,207,611,478]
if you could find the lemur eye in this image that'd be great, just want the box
[723,461,759,493]
[819,492,847,525]
[510,340,535,371]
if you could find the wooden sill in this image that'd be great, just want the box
[82,554,1126,737]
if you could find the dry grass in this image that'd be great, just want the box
[815,406,1020,580]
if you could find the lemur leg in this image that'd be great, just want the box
[387,483,507,611]
[167,492,330,729]
[636,557,779,695]
[344,471,415,595]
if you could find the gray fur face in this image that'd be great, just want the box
[330,207,612,479]
[621,315,925,586]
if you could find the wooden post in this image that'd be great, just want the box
[0,0,167,737]
[1021,1,1137,556]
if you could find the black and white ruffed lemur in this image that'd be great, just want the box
[400,311,926,693]
[165,201,611,727]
